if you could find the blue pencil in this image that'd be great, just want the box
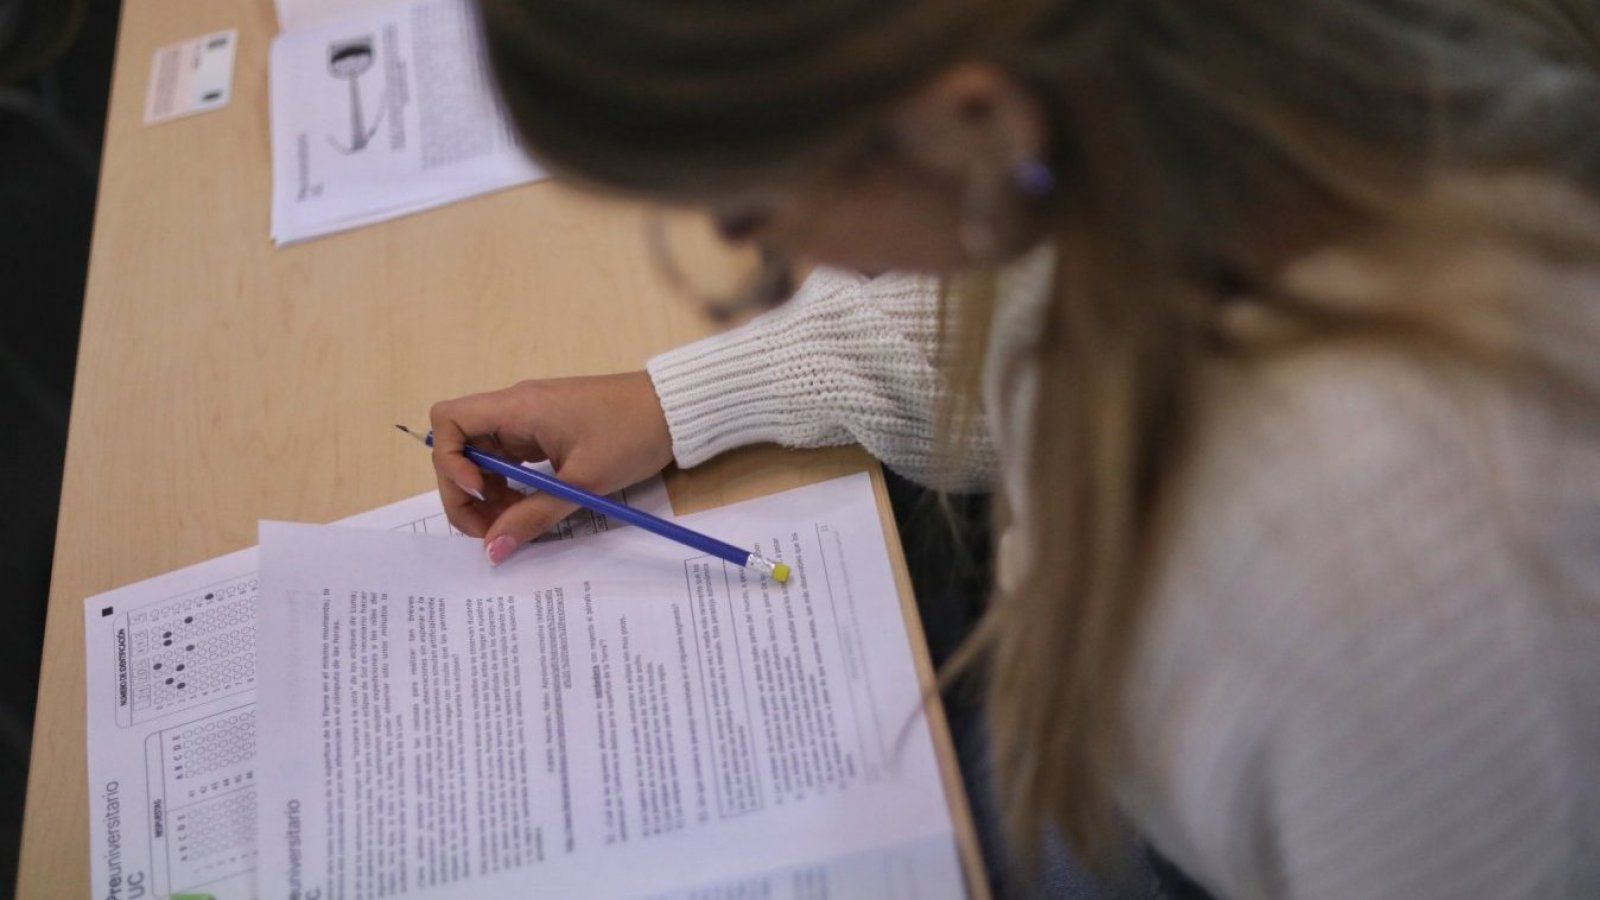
[396,425,791,582]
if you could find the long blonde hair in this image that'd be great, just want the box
[481,0,1600,867]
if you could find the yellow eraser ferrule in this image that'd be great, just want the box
[772,563,791,583]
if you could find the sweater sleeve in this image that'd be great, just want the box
[645,267,996,492]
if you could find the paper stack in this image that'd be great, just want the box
[269,0,545,244]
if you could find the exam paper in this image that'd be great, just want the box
[276,0,398,32]
[269,0,544,244]
[255,473,964,899]
[84,476,668,900]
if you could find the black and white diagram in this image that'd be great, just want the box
[326,37,384,154]
[269,0,546,244]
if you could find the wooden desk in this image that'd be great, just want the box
[18,2,983,897]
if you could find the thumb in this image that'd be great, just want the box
[482,491,580,565]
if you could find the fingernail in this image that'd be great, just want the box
[486,535,517,566]
[455,480,487,503]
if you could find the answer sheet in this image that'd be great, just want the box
[83,476,668,900]
[269,0,544,243]
[255,473,964,899]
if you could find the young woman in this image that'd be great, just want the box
[428,1,1600,895]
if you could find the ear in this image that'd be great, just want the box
[889,63,1047,177]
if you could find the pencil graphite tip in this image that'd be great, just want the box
[394,424,428,445]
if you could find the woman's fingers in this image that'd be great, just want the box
[428,392,543,536]
[424,372,672,558]
[481,492,583,564]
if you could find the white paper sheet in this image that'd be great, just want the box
[84,476,669,900]
[254,473,964,899]
[276,0,397,33]
[269,0,545,244]
[144,29,238,125]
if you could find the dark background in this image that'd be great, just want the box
[0,0,120,895]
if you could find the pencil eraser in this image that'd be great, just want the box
[772,563,791,583]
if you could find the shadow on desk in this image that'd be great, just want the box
[885,471,1210,900]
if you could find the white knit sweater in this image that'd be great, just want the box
[645,246,1600,898]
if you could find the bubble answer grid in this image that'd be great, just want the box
[168,787,257,887]
[146,704,258,895]
[122,573,257,725]
[166,708,256,784]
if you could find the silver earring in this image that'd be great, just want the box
[1012,158,1056,199]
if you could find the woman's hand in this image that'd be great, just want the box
[428,371,674,564]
